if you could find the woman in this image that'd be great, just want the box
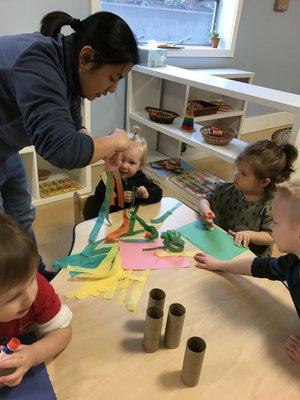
[0,11,139,279]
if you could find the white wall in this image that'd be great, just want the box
[0,0,90,35]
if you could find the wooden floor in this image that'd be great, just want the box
[34,127,284,270]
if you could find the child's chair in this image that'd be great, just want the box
[73,191,89,225]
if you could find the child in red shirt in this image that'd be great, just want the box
[0,214,72,387]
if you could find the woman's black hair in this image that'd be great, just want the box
[40,11,139,68]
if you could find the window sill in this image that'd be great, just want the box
[165,46,234,58]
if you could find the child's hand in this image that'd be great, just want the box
[194,251,222,271]
[104,151,122,171]
[0,344,37,387]
[124,190,133,203]
[201,210,215,230]
[284,335,300,364]
[228,230,251,247]
[137,186,149,199]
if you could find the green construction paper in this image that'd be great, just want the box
[177,220,247,260]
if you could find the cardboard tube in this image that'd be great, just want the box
[143,305,164,353]
[181,337,206,387]
[147,288,166,309]
[164,303,186,349]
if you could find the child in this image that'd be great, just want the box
[83,130,163,219]
[0,214,72,387]
[194,179,300,364]
[198,140,298,257]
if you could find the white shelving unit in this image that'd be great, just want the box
[19,99,92,206]
[126,65,300,205]
[127,64,300,168]
[19,146,91,206]
[127,65,254,164]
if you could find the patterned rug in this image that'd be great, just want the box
[169,170,223,199]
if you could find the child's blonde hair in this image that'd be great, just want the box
[237,139,298,198]
[276,179,300,221]
[128,126,148,167]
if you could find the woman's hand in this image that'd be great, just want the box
[137,186,149,199]
[104,152,122,171]
[194,251,223,271]
[0,345,37,387]
[110,129,130,152]
[228,230,251,247]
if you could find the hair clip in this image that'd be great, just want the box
[70,18,81,32]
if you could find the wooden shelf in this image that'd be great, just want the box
[194,109,243,123]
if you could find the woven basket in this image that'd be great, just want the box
[38,169,51,181]
[145,107,179,124]
[271,127,291,145]
[200,126,237,146]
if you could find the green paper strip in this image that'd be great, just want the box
[132,214,158,239]
[104,171,114,224]
[150,202,182,224]
[88,204,106,244]
[160,230,185,252]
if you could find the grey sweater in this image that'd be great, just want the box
[0,32,94,169]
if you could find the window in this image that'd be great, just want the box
[101,1,218,46]
[98,0,244,58]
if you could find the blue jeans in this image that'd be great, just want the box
[0,153,46,273]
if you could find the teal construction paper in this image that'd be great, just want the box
[177,220,247,260]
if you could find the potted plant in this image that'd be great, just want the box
[208,30,220,48]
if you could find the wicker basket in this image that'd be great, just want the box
[271,127,291,145]
[38,169,51,181]
[145,107,179,124]
[200,126,237,146]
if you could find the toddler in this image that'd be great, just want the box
[84,130,162,219]
[0,214,72,387]
[198,140,298,256]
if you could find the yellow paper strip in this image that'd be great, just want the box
[126,270,149,312]
[103,278,119,300]
[155,250,197,257]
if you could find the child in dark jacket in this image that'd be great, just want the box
[83,129,162,219]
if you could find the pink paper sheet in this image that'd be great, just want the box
[119,240,190,270]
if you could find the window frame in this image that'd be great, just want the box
[95,0,244,58]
